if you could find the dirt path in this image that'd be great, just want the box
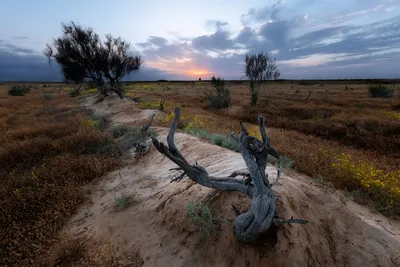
[61,96,400,267]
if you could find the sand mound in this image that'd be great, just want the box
[63,96,400,267]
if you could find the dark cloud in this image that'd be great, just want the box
[258,20,289,48]
[192,30,234,51]
[235,26,256,45]
[0,41,36,54]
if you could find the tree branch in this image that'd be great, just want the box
[151,107,308,243]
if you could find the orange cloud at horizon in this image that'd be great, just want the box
[146,58,212,78]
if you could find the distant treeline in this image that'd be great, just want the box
[1,78,399,85]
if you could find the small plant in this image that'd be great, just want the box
[295,88,300,93]
[315,176,325,184]
[114,194,128,209]
[369,84,395,98]
[112,125,130,138]
[204,76,230,109]
[8,84,30,96]
[185,200,221,240]
[278,155,294,170]
[184,115,207,133]
[84,113,109,130]
[44,93,54,101]
[83,207,92,217]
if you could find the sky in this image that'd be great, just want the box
[0,0,400,81]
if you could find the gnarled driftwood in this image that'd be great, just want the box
[151,107,307,243]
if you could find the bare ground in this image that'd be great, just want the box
[58,95,400,267]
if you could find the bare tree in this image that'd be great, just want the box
[245,52,280,106]
[44,21,143,99]
[152,108,307,243]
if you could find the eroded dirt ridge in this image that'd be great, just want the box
[61,96,400,267]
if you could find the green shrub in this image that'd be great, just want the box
[369,84,395,98]
[185,200,221,240]
[85,113,109,131]
[8,85,30,96]
[187,127,240,152]
[112,125,130,138]
[114,194,128,209]
[210,134,240,151]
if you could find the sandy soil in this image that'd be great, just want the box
[60,95,400,267]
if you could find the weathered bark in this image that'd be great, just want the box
[151,107,307,243]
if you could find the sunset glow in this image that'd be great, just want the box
[188,69,210,76]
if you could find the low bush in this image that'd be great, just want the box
[185,200,221,241]
[369,84,395,98]
[204,76,230,109]
[186,127,240,152]
[112,125,130,138]
[8,84,30,96]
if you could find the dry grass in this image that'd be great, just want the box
[125,81,400,216]
[0,85,121,266]
[38,235,128,267]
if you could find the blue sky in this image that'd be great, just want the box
[0,0,400,80]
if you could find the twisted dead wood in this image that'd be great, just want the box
[151,107,307,243]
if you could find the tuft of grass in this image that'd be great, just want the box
[114,194,129,210]
[8,84,30,96]
[139,100,160,109]
[185,200,221,241]
[369,84,395,98]
[278,154,294,170]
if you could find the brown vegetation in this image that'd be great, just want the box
[125,81,400,215]
[0,85,121,266]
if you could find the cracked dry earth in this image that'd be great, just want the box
[59,96,400,267]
